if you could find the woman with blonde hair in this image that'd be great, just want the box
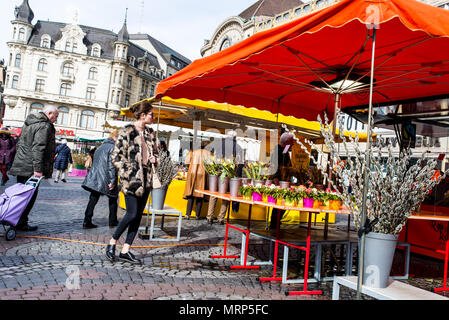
[82,130,120,228]
[106,101,158,264]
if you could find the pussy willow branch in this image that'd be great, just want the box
[283,115,449,235]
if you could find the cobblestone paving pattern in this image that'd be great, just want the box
[0,176,447,301]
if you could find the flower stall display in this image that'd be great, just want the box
[289,114,449,288]
[239,184,254,201]
[243,161,269,184]
[204,156,221,192]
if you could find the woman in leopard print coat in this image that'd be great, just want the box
[106,101,159,264]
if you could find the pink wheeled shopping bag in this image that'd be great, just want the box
[0,177,42,240]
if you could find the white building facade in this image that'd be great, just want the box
[2,0,191,147]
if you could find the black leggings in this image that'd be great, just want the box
[112,189,150,245]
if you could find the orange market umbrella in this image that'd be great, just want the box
[155,0,449,298]
[156,0,449,123]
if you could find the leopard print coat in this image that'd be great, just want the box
[111,124,159,197]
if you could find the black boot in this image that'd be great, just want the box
[106,244,116,262]
[119,251,142,264]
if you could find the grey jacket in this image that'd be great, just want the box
[9,112,56,178]
[82,138,118,197]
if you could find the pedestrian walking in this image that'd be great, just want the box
[9,105,58,231]
[106,101,159,264]
[183,141,211,220]
[0,130,16,186]
[53,139,73,183]
[81,130,119,229]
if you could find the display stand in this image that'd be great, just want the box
[138,204,182,241]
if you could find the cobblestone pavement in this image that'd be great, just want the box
[0,175,448,302]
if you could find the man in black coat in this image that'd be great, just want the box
[81,131,119,228]
[9,106,58,231]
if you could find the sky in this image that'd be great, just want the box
[0,0,261,62]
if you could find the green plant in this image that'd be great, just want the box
[281,187,297,202]
[203,156,221,176]
[262,185,282,199]
[220,158,237,182]
[243,161,268,181]
[239,184,254,197]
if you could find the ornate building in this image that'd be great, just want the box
[201,0,449,57]
[2,0,191,145]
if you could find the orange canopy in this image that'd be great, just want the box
[156,0,449,122]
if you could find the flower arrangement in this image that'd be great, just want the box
[243,161,269,181]
[157,150,177,188]
[203,156,221,176]
[290,114,449,235]
[219,158,237,182]
[239,184,254,199]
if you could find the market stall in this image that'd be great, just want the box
[154,0,449,296]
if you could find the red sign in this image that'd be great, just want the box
[57,129,75,136]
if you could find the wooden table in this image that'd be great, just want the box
[196,189,350,296]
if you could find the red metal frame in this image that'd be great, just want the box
[434,240,449,292]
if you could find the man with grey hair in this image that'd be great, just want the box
[9,105,58,231]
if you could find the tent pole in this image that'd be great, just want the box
[357,27,376,300]
[328,93,340,189]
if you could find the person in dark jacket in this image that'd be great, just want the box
[9,106,58,231]
[54,139,73,183]
[81,130,119,229]
[0,130,16,185]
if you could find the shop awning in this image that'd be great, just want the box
[125,97,374,142]
[153,0,449,134]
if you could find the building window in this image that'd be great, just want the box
[35,79,45,92]
[38,58,47,71]
[11,75,19,89]
[88,67,98,80]
[127,75,132,89]
[41,38,50,48]
[92,46,100,57]
[57,106,69,125]
[65,41,71,51]
[72,42,78,53]
[220,39,231,51]
[18,28,25,41]
[15,54,21,67]
[119,71,123,84]
[30,103,43,113]
[115,90,121,104]
[111,90,115,103]
[5,75,9,87]
[150,84,155,97]
[125,94,130,108]
[62,62,74,76]
[86,87,95,100]
[80,110,95,129]
[60,82,71,96]
[13,27,16,39]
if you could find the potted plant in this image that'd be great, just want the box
[252,183,264,202]
[151,150,176,210]
[204,156,220,192]
[295,185,307,207]
[292,115,449,288]
[282,187,297,207]
[239,184,254,201]
[221,158,240,196]
[244,161,268,185]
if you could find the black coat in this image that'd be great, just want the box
[9,112,56,178]
[82,138,118,197]
[54,144,72,170]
